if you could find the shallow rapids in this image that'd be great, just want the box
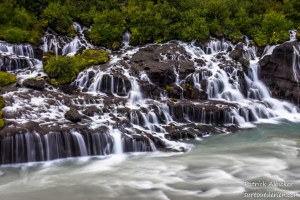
[0,121,300,200]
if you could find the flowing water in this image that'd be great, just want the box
[0,121,300,200]
[1,23,300,199]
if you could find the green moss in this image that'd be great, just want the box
[111,42,121,50]
[0,96,5,109]
[166,85,174,94]
[0,71,16,88]
[44,49,109,84]
[81,49,109,64]
[0,118,4,129]
[50,78,59,87]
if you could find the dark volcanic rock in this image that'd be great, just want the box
[259,41,300,106]
[23,78,45,90]
[65,107,82,122]
[129,43,195,87]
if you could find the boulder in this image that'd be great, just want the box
[65,107,82,122]
[229,49,244,61]
[23,78,45,90]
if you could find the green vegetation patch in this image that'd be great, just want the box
[0,71,16,90]
[0,96,5,109]
[50,78,59,87]
[0,0,299,46]
[0,118,4,129]
[44,49,109,84]
[3,27,30,44]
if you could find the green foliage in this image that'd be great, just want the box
[44,49,109,84]
[87,9,126,47]
[44,56,81,84]
[11,7,32,29]
[0,71,17,88]
[0,0,299,46]
[3,27,30,43]
[41,1,74,36]
[254,11,292,45]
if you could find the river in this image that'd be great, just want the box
[0,120,300,200]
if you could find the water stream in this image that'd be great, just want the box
[0,121,300,200]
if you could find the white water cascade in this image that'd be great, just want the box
[122,30,131,48]
[0,22,300,164]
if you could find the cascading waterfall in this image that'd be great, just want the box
[1,22,300,165]
[41,22,94,56]
[122,30,131,48]
[0,41,37,71]
[0,130,114,164]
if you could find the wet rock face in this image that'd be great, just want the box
[22,78,45,90]
[129,43,195,87]
[65,107,82,122]
[259,41,300,106]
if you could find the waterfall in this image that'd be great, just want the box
[1,23,300,165]
[71,130,88,156]
[290,30,297,42]
[0,130,115,164]
[109,128,123,154]
[122,30,131,48]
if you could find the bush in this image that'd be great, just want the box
[11,7,32,29]
[3,28,29,44]
[44,49,109,84]
[254,11,292,45]
[44,56,81,84]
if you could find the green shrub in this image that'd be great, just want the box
[44,56,81,84]
[3,28,29,44]
[11,7,32,29]
[44,49,109,84]
[88,9,126,47]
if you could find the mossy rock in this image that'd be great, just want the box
[0,110,2,118]
[0,118,4,129]
[0,71,16,88]
[0,96,5,109]
[111,42,121,51]
[166,85,174,93]
[50,78,59,87]
[81,49,109,64]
